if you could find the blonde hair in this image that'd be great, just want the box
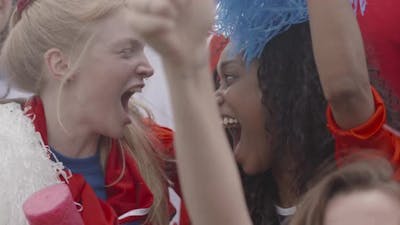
[120,100,170,225]
[2,0,115,91]
[290,158,400,225]
[1,1,170,224]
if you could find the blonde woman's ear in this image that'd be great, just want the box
[43,48,72,82]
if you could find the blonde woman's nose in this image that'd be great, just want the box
[136,64,154,79]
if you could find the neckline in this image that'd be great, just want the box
[275,205,297,216]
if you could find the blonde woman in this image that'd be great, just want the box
[0,0,189,224]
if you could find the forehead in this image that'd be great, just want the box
[218,44,243,71]
[325,190,400,224]
[218,43,260,74]
[91,8,143,47]
[219,43,241,63]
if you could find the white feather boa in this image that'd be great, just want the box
[0,103,62,225]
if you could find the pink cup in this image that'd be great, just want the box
[23,183,84,225]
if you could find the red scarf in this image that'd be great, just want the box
[25,97,190,225]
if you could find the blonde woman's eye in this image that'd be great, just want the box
[120,48,134,58]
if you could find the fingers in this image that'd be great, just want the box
[124,0,216,62]
[126,0,179,19]
[169,0,190,12]
[125,0,179,55]
[126,11,174,37]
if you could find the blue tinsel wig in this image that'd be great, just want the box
[214,0,367,64]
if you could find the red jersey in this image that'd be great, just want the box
[357,0,400,97]
[25,97,190,225]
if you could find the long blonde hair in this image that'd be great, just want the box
[117,100,170,225]
[1,1,170,224]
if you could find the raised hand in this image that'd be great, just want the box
[126,0,215,64]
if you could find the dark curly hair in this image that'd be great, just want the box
[240,21,400,225]
[239,22,334,225]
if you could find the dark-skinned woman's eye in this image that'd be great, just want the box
[224,74,237,86]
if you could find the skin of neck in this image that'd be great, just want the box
[40,89,100,159]
[271,156,299,208]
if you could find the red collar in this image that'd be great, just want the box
[24,97,154,224]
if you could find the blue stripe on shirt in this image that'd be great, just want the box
[50,147,107,200]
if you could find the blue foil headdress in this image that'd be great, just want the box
[214,0,367,64]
